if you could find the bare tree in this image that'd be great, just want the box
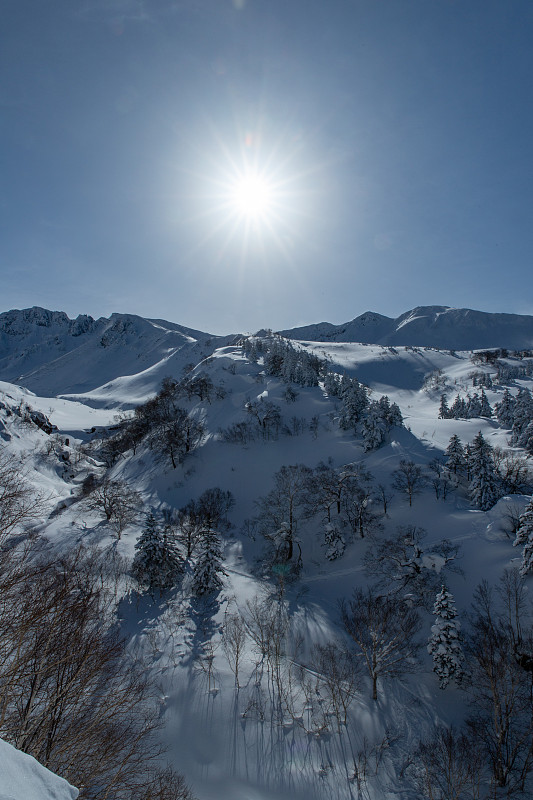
[176,488,235,558]
[377,483,393,515]
[464,573,533,794]
[252,464,312,568]
[141,765,196,799]
[340,587,421,700]
[364,526,460,609]
[407,725,486,800]
[495,448,532,494]
[0,546,193,799]
[82,478,142,538]
[341,479,381,539]
[392,459,425,506]
[311,642,359,730]
[221,608,247,689]
[341,589,420,700]
[0,447,48,540]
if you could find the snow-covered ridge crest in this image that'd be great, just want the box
[279,305,533,350]
[0,307,223,398]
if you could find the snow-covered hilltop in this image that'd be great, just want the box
[279,305,533,350]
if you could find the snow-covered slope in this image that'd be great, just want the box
[280,305,533,350]
[1,307,533,800]
[0,307,222,397]
[0,738,78,800]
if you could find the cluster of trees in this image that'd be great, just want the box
[439,383,533,455]
[469,369,494,388]
[241,335,403,451]
[496,387,533,453]
[496,359,533,385]
[221,397,320,444]
[439,389,493,420]
[0,453,194,799]
[246,462,385,571]
[242,336,327,386]
[445,431,531,510]
[513,498,533,576]
[342,570,533,797]
[132,489,234,598]
[103,373,229,468]
[325,372,403,450]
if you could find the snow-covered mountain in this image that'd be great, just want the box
[0,307,228,398]
[279,305,533,350]
[1,305,533,800]
[2,305,533,403]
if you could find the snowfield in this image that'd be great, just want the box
[1,307,533,799]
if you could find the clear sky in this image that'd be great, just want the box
[2,0,533,334]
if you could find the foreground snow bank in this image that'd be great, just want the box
[0,738,78,800]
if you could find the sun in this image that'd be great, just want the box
[229,173,275,219]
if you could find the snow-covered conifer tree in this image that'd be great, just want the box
[132,513,184,593]
[466,393,481,419]
[438,394,449,419]
[449,395,467,419]
[514,498,533,575]
[427,586,463,688]
[339,378,368,430]
[445,434,466,475]
[361,402,386,451]
[495,388,516,428]
[192,529,227,596]
[479,389,493,418]
[469,431,501,511]
[511,388,533,446]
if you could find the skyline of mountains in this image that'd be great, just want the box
[1,304,533,398]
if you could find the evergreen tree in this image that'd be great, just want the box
[514,499,533,575]
[132,513,184,593]
[449,395,467,419]
[339,378,369,430]
[192,529,227,596]
[361,402,386,451]
[511,388,533,446]
[469,431,501,511]
[517,420,533,455]
[438,394,449,419]
[445,434,466,475]
[378,395,403,427]
[323,371,342,397]
[427,586,463,689]
[495,388,516,428]
[466,393,481,419]
[479,389,493,418]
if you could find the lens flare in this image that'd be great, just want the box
[229,174,274,219]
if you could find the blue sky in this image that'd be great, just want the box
[2,0,533,334]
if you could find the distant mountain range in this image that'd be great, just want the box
[1,305,533,398]
[279,306,533,351]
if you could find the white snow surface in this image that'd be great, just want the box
[0,737,78,800]
[1,314,533,799]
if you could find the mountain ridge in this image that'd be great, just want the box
[2,304,533,398]
[278,305,533,350]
